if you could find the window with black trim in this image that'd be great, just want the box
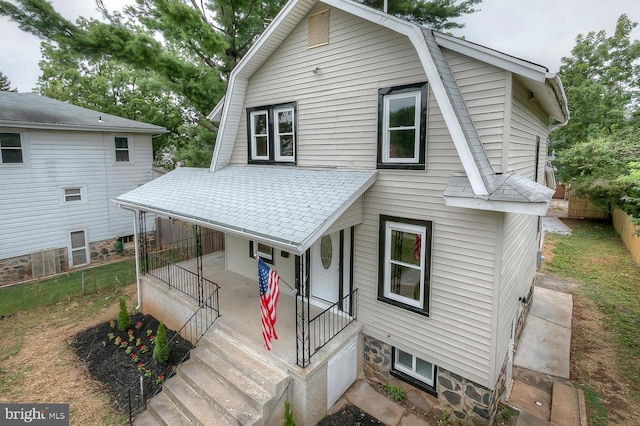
[114,136,130,162]
[0,132,24,164]
[378,215,432,315]
[377,83,427,169]
[247,102,296,164]
[250,241,274,264]
[391,347,437,394]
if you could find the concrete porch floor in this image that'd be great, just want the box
[150,252,357,370]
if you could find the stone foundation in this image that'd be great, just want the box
[0,254,32,285]
[0,234,143,286]
[362,335,498,425]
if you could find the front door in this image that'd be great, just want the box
[310,231,340,304]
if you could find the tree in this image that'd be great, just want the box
[37,39,200,167]
[118,296,130,332]
[152,322,169,364]
[354,0,481,29]
[551,14,640,153]
[0,71,17,92]
[0,0,482,166]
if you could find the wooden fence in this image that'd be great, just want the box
[567,196,609,219]
[612,207,640,266]
[155,218,224,254]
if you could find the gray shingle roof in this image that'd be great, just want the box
[0,92,168,134]
[115,166,377,253]
[422,29,499,193]
[444,172,554,203]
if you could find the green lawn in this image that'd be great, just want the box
[0,259,136,316]
[543,219,640,423]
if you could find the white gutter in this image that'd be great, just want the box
[0,121,169,134]
[129,208,142,310]
[115,199,304,255]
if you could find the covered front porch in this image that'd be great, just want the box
[141,249,359,369]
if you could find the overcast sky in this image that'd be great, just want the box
[1,0,640,92]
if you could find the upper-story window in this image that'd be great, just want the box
[378,83,427,169]
[0,132,24,164]
[247,102,296,164]
[114,136,130,162]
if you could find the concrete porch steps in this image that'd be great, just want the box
[134,327,290,426]
[510,380,587,426]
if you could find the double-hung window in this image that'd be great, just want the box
[378,215,432,315]
[378,83,427,169]
[0,132,24,164]
[247,102,296,164]
[114,136,130,162]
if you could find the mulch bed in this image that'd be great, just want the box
[73,314,389,424]
[72,313,192,414]
[317,404,383,426]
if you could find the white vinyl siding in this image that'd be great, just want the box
[225,233,297,291]
[0,129,154,260]
[223,5,506,387]
[494,213,538,381]
[509,77,549,178]
[444,49,508,173]
[230,6,425,168]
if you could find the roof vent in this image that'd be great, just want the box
[308,9,329,49]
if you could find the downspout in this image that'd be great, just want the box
[132,209,142,310]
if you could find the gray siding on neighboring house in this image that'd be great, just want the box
[0,128,154,261]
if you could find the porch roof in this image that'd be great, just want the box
[114,165,377,254]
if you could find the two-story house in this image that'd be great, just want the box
[0,92,167,285]
[115,0,568,424]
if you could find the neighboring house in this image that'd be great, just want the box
[115,0,568,424]
[0,92,168,285]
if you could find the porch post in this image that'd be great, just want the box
[132,209,142,310]
[295,250,311,367]
[195,225,204,305]
[138,211,148,274]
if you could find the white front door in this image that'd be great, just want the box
[310,232,340,304]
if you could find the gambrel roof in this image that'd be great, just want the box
[208,0,568,215]
[0,92,168,134]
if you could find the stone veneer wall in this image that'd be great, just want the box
[363,335,495,425]
[0,235,143,286]
[361,283,537,425]
[0,254,33,285]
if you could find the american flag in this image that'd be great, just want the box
[258,258,280,350]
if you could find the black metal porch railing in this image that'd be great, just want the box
[296,288,358,368]
[145,252,217,307]
[128,288,220,422]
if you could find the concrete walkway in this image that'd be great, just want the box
[331,380,433,426]
[513,286,572,379]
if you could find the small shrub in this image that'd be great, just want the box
[283,400,295,426]
[152,322,169,364]
[117,297,130,332]
[383,384,404,402]
[114,240,124,255]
